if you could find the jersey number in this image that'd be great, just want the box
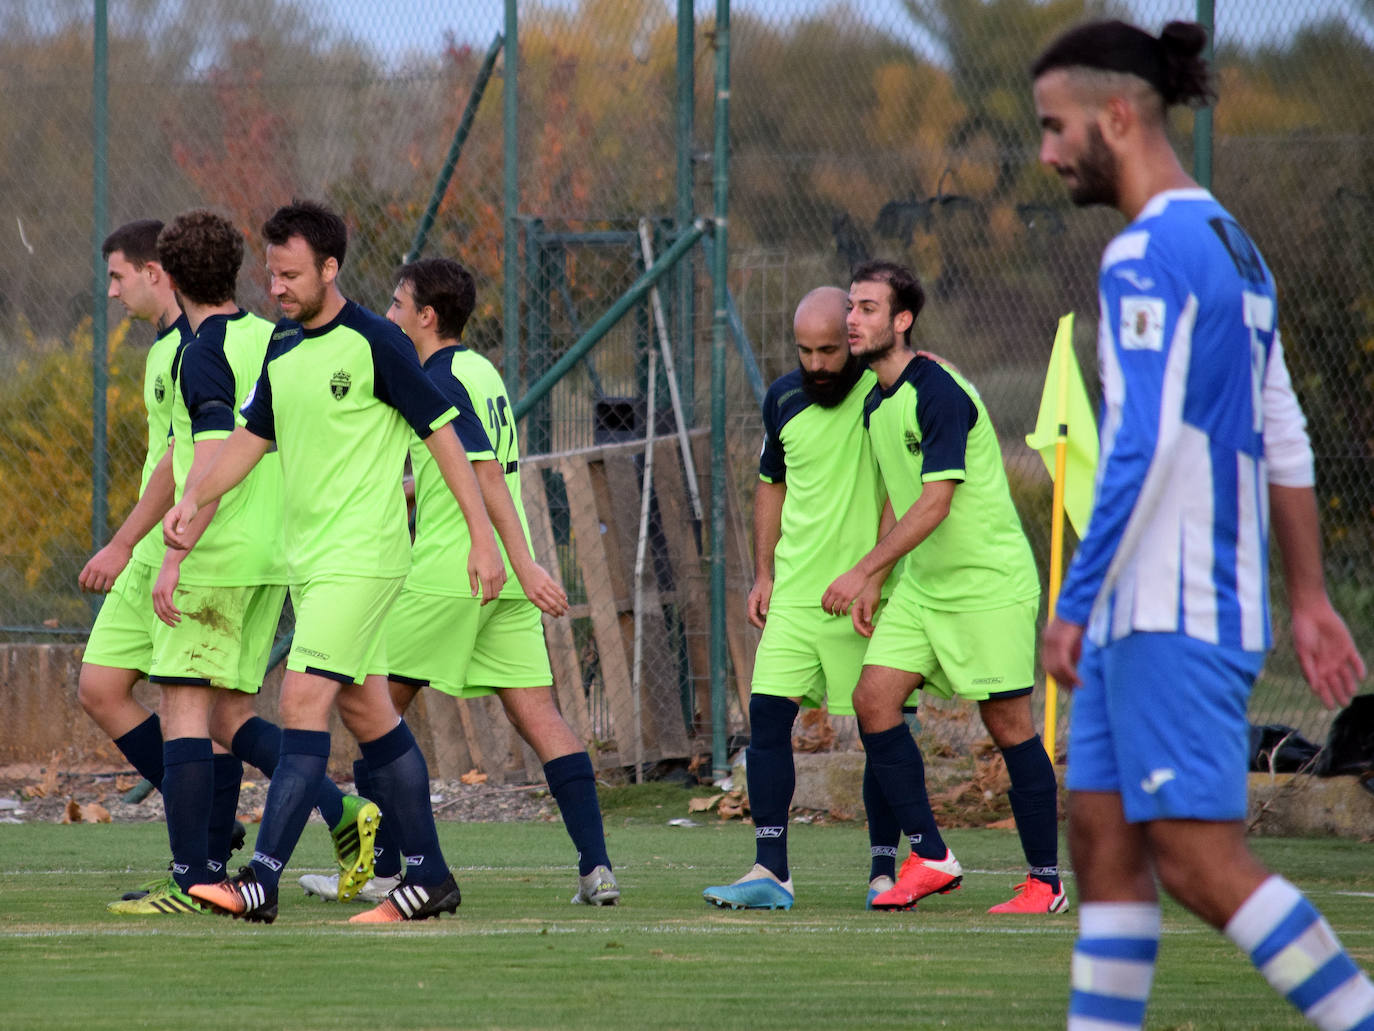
[486,396,515,466]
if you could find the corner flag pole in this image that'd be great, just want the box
[1043,318,1072,764]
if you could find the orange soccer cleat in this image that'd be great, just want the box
[987,876,1070,914]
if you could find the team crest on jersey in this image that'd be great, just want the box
[153,374,165,404]
[904,429,922,455]
[330,370,351,400]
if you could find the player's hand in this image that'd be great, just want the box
[822,567,867,617]
[78,540,132,593]
[1290,592,1365,710]
[469,535,507,606]
[747,576,773,629]
[163,499,200,550]
[152,557,183,627]
[851,577,883,639]
[515,559,568,617]
[1041,617,1084,689]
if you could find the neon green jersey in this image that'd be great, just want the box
[241,301,458,582]
[406,345,528,598]
[129,314,193,567]
[864,355,1039,611]
[169,310,286,586]
[758,367,887,609]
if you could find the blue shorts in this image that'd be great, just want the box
[1065,632,1264,823]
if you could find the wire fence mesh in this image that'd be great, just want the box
[1,0,1371,773]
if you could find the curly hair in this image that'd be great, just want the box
[157,210,243,306]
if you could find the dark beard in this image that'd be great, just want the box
[1068,124,1119,208]
[800,354,864,407]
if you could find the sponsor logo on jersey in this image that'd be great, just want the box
[330,369,351,400]
[904,429,922,455]
[1140,768,1177,795]
[1113,268,1156,291]
[271,328,297,342]
[154,374,165,404]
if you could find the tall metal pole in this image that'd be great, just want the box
[675,0,696,424]
[708,0,731,782]
[1193,0,1214,190]
[503,0,520,389]
[91,0,109,557]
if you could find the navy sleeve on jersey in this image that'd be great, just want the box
[368,326,456,437]
[759,384,787,482]
[913,364,975,480]
[180,335,237,436]
[428,366,494,455]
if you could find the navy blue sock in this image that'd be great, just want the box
[863,758,900,881]
[860,724,946,860]
[1001,735,1060,892]
[231,715,345,827]
[360,721,447,886]
[113,713,164,788]
[162,737,214,890]
[745,694,798,881]
[248,729,329,893]
[207,754,243,873]
[354,758,402,878]
[544,752,610,876]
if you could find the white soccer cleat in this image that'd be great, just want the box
[300,871,403,903]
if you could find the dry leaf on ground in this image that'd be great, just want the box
[687,794,722,813]
[460,768,488,785]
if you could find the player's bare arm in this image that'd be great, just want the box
[472,457,567,616]
[424,424,506,604]
[822,479,955,616]
[152,437,224,626]
[1270,483,1366,709]
[850,498,898,638]
[163,425,270,549]
[79,445,176,593]
[748,479,785,629]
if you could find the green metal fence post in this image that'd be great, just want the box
[709,0,732,782]
[404,31,504,264]
[1194,0,1214,190]
[503,0,520,390]
[91,0,109,559]
[676,0,696,425]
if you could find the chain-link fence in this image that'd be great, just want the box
[2,1,1371,773]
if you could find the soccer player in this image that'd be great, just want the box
[107,209,290,914]
[1032,20,1374,1029]
[701,286,900,911]
[166,200,506,924]
[822,260,1065,915]
[300,257,620,909]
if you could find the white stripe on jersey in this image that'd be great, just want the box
[1236,453,1266,651]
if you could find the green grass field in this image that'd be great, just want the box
[2,786,1371,1030]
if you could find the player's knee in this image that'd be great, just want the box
[77,668,126,718]
[747,694,798,751]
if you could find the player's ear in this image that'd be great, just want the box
[420,304,437,330]
[1101,94,1133,145]
[894,309,914,336]
[320,256,340,285]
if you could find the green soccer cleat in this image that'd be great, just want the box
[108,876,207,916]
[331,795,380,902]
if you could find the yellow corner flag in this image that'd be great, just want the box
[1025,313,1098,539]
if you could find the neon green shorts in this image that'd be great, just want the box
[750,605,884,716]
[862,584,1038,701]
[385,587,553,697]
[288,574,405,685]
[82,559,158,673]
[149,582,287,693]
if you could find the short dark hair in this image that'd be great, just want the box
[1031,20,1214,109]
[850,259,926,346]
[396,257,477,341]
[102,219,164,266]
[262,199,347,270]
[157,210,243,307]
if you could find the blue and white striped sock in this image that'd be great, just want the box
[1068,901,1161,1031]
[1225,876,1374,1031]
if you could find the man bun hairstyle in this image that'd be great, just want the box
[262,199,347,270]
[1031,19,1215,109]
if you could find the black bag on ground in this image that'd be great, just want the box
[1314,694,1374,777]
[1248,723,1321,773]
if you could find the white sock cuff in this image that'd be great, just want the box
[1225,875,1302,953]
[1079,901,1162,939]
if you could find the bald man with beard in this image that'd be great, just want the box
[702,287,901,911]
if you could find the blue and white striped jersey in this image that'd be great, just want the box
[1057,189,1313,652]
